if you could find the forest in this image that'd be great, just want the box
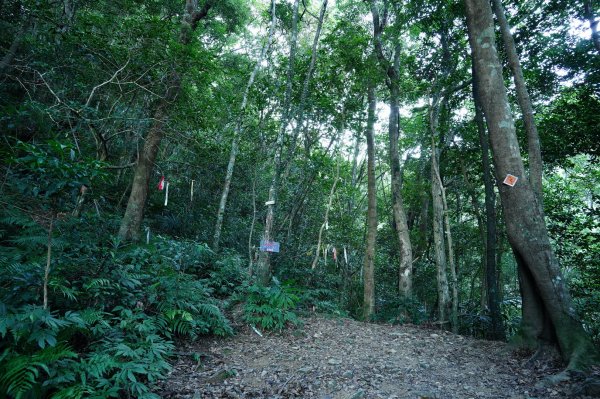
[0,0,599,397]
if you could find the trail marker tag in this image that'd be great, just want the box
[265,200,275,206]
[503,174,518,187]
[260,240,280,253]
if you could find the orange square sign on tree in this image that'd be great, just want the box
[503,174,518,187]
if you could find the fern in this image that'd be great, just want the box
[243,283,300,331]
[0,344,76,399]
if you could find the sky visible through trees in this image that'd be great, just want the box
[0,0,598,396]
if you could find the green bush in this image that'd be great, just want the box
[0,208,233,398]
[240,280,300,331]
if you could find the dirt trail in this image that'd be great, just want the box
[157,317,595,398]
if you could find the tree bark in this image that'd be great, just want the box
[212,0,276,252]
[430,112,451,326]
[311,160,340,269]
[296,0,328,157]
[118,0,213,241]
[255,0,300,285]
[370,0,413,298]
[118,78,180,241]
[492,0,543,207]
[472,67,505,340]
[363,84,377,320]
[465,0,596,369]
[0,22,26,74]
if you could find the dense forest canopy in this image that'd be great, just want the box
[0,0,598,397]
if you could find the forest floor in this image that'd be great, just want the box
[156,316,599,399]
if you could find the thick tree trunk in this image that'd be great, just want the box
[212,0,276,252]
[118,0,213,241]
[465,0,596,369]
[492,0,543,206]
[363,84,377,320]
[118,78,180,241]
[255,0,300,285]
[472,68,505,340]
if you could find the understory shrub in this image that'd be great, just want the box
[0,210,233,399]
[239,279,300,331]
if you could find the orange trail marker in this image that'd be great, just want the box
[503,174,518,187]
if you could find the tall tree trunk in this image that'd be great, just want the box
[428,58,457,329]
[370,0,413,298]
[212,0,276,252]
[363,84,377,320]
[430,116,451,327]
[443,188,458,333]
[118,0,213,241]
[255,0,300,286]
[492,0,543,207]
[460,160,488,312]
[465,0,596,369]
[297,0,327,156]
[118,79,180,241]
[472,67,505,340]
[312,160,340,269]
[389,83,413,299]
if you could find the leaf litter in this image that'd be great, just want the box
[156,316,599,398]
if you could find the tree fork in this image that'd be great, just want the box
[465,0,596,370]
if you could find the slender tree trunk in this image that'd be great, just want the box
[212,0,276,252]
[442,188,458,333]
[348,123,362,213]
[43,215,54,310]
[312,161,340,269]
[296,0,327,156]
[431,128,451,326]
[465,0,596,369]
[416,158,430,257]
[472,68,505,340]
[248,169,258,276]
[0,21,26,74]
[256,0,300,285]
[492,0,543,207]
[389,85,413,298]
[363,84,377,320]
[460,161,488,312]
[370,0,413,298]
[118,0,213,241]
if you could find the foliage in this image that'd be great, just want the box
[0,208,233,398]
[240,280,300,331]
[0,0,598,383]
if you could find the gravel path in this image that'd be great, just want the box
[156,316,596,398]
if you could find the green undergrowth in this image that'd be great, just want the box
[0,205,346,398]
[0,210,235,399]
